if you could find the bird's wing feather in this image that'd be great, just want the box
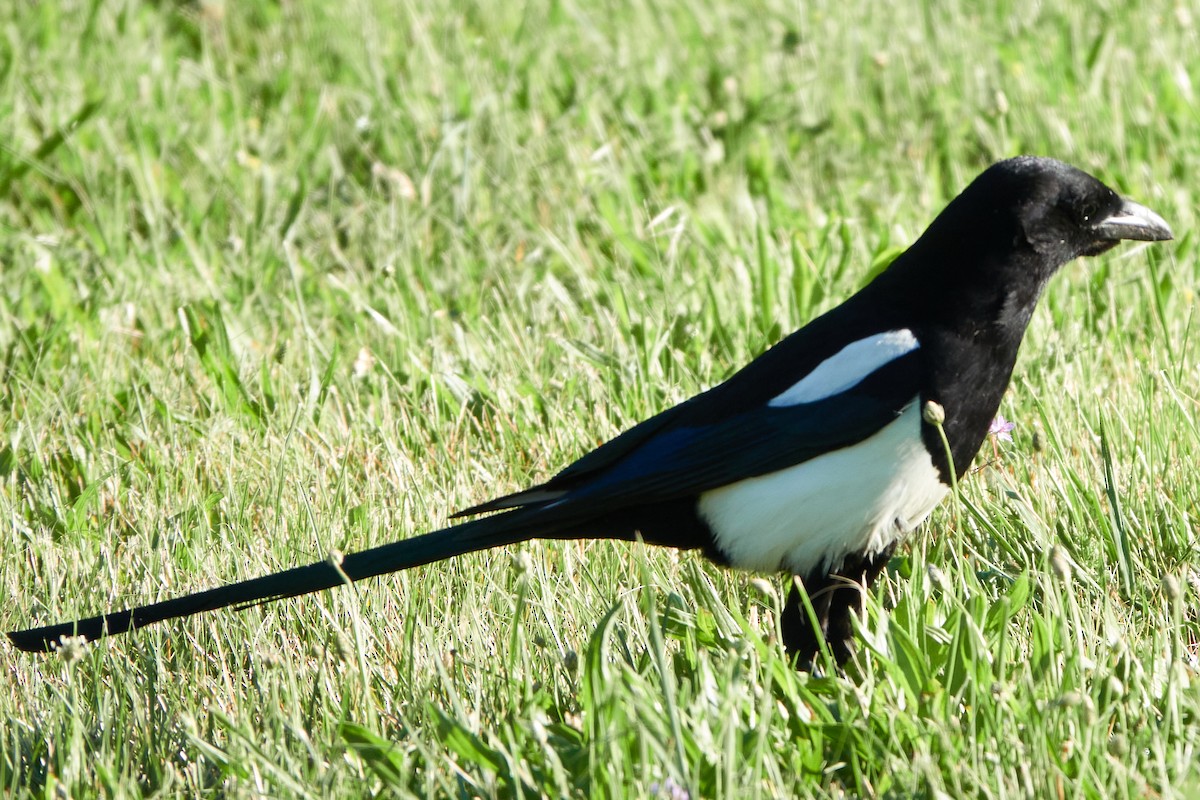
[486,350,924,520]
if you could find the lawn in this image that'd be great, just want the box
[2,0,1198,796]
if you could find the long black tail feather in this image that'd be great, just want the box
[8,511,547,653]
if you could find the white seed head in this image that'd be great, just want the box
[922,400,946,426]
[55,635,88,664]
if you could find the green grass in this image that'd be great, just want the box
[2,0,1198,796]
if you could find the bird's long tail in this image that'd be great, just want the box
[7,509,557,653]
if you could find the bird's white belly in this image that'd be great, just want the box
[697,401,947,576]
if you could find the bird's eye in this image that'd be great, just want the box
[1075,202,1101,227]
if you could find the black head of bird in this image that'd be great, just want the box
[885,156,1172,332]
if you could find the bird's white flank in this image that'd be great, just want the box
[697,401,946,576]
[768,329,919,407]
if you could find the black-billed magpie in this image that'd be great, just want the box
[8,157,1173,664]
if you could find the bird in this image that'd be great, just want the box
[7,156,1173,665]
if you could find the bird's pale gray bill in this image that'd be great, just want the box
[1093,199,1174,242]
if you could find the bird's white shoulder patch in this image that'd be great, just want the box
[697,400,946,576]
[769,329,919,407]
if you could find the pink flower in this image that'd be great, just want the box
[989,415,1015,442]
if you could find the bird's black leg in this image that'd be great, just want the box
[780,543,897,668]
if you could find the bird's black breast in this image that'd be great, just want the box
[917,325,1024,482]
